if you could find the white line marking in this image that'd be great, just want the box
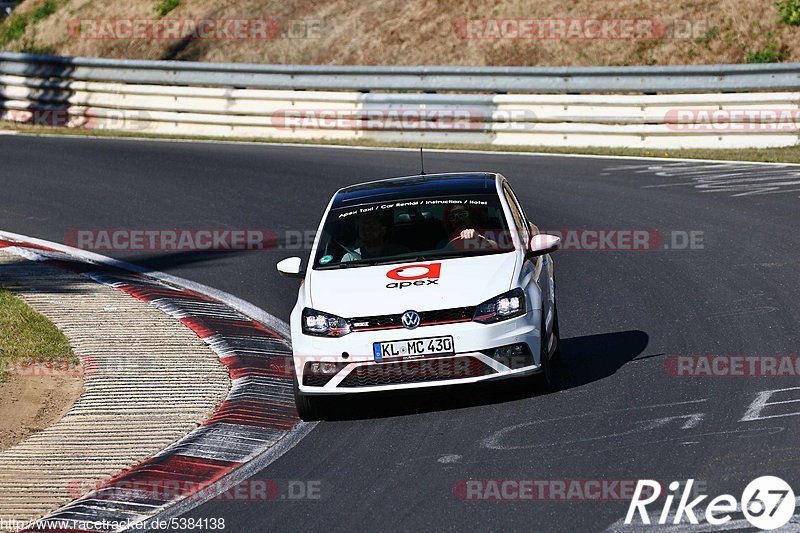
[481,399,708,450]
[741,387,800,422]
[581,427,784,458]
[616,161,800,197]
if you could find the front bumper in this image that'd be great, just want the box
[293,310,542,394]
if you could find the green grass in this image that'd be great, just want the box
[777,0,800,25]
[31,0,59,23]
[155,0,180,17]
[695,25,719,46]
[0,0,61,47]
[746,31,789,63]
[746,42,789,63]
[4,123,800,164]
[0,288,74,383]
[0,14,29,46]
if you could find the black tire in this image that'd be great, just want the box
[532,311,552,391]
[293,378,322,421]
[551,298,561,361]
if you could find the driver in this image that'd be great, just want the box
[341,212,409,261]
[441,204,498,249]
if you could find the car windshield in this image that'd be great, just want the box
[313,193,515,269]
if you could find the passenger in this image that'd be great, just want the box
[341,212,409,261]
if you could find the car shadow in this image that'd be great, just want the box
[0,248,254,293]
[320,329,650,421]
[109,250,250,272]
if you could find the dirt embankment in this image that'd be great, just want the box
[1,0,799,66]
[0,285,82,451]
[0,371,82,450]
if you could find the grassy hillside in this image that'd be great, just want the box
[0,0,798,65]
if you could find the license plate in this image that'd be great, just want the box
[373,335,454,362]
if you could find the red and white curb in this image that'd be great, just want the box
[0,231,313,532]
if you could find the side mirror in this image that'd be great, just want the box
[526,234,561,259]
[276,257,306,279]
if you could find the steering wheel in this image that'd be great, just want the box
[447,232,499,251]
[447,232,484,250]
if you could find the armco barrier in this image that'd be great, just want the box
[1,52,800,148]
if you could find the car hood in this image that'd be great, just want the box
[307,252,518,317]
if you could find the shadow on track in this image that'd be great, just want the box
[320,329,649,421]
[110,250,250,272]
[0,249,253,293]
[0,256,97,294]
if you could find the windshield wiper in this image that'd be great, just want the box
[324,259,378,269]
[319,257,420,269]
[376,250,511,265]
[373,255,427,266]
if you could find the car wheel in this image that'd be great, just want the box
[551,299,561,361]
[532,311,552,391]
[293,377,322,421]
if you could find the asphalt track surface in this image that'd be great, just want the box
[1,135,799,532]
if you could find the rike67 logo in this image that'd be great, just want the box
[625,476,796,530]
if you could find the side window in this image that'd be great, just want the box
[506,183,536,235]
[502,183,527,246]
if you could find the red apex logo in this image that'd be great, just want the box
[386,263,441,281]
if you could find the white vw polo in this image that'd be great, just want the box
[277,172,561,420]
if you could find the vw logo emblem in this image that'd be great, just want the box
[401,310,421,330]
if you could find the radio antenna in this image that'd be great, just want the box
[419,147,426,175]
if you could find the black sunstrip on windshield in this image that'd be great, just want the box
[313,194,515,269]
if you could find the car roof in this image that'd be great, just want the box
[332,172,500,208]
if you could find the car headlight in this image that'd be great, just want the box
[473,288,526,323]
[301,307,351,337]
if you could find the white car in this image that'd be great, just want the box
[277,172,561,420]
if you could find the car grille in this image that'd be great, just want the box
[348,306,476,332]
[338,355,494,388]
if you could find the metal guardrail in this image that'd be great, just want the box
[1,52,800,93]
[1,52,799,149]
